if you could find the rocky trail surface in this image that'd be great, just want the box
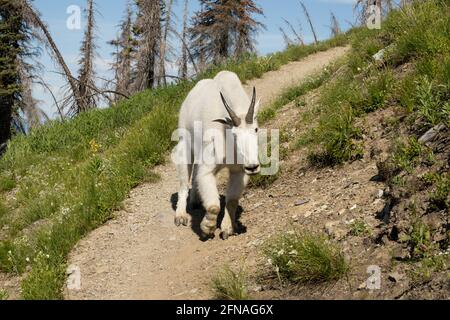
[64,46,368,300]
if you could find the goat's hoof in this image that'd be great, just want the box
[174,214,189,227]
[200,206,219,237]
[200,221,217,237]
[220,231,231,240]
[220,225,235,240]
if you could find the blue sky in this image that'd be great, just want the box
[32,0,358,118]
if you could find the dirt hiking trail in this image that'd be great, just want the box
[65,47,350,300]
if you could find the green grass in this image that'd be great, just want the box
[410,254,448,285]
[349,219,370,237]
[211,265,249,300]
[428,173,450,211]
[0,289,8,300]
[264,232,349,284]
[297,0,450,167]
[0,36,350,299]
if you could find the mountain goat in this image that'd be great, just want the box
[172,71,260,239]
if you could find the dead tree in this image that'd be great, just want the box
[299,1,318,44]
[21,0,83,115]
[282,18,304,45]
[158,0,174,86]
[109,2,134,100]
[133,0,162,91]
[330,12,341,38]
[179,0,189,80]
[279,27,294,47]
[76,0,97,114]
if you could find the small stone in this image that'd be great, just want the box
[338,209,346,216]
[388,272,404,283]
[294,199,310,206]
[358,282,367,290]
[376,189,384,199]
[350,204,357,211]
[249,285,263,292]
[304,211,312,218]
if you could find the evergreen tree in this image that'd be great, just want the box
[0,0,33,150]
[190,0,264,65]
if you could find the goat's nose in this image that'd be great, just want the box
[245,164,260,172]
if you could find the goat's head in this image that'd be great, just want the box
[214,87,261,175]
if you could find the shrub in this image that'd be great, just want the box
[264,232,349,283]
[211,265,249,300]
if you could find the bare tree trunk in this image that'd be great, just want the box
[330,12,341,38]
[283,18,304,45]
[300,1,318,44]
[77,0,97,114]
[279,27,293,47]
[134,0,161,91]
[180,0,189,80]
[159,0,173,86]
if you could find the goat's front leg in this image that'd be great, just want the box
[221,171,248,240]
[174,163,192,227]
[197,165,221,238]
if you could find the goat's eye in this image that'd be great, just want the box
[255,128,259,133]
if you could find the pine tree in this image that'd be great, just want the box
[0,0,25,149]
[234,0,265,57]
[190,0,264,65]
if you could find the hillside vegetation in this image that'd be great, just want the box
[214,0,449,299]
[0,35,347,299]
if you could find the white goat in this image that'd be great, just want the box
[172,71,260,239]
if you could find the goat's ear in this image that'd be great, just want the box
[213,118,234,127]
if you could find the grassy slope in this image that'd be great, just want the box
[261,0,449,294]
[0,35,348,299]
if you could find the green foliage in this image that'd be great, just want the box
[308,105,362,167]
[0,289,8,300]
[392,137,424,173]
[349,219,370,237]
[429,173,450,211]
[20,252,66,300]
[264,232,349,284]
[211,265,249,300]
[0,173,15,192]
[382,1,450,66]
[415,76,450,127]
[410,254,448,285]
